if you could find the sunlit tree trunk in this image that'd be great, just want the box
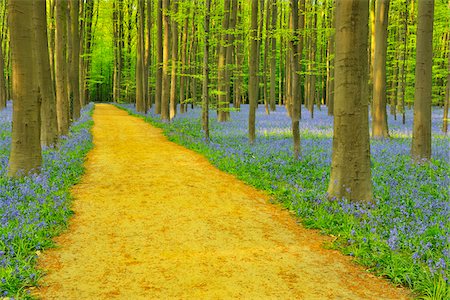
[179,7,189,113]
[55,0,70,135]
[170,0,178,120]
[161,0,171,120]
[328,0,372,202]
[83,0,94,104]
[269,0,277,111]
[136,0,145,113]
[145,0,153,111]
[0,28,6,110]
[155,0,163,114]
[326,0,335,116]
[217,0,231,122]
[202,0,211,141]
[34,0,59,147]
[372,0,390,138]
[69,0,81,120]
[290,0,302,159]
[443,54,449,133]
[411,0,434,162]
[248,0,258,144]
[8,0,42,177]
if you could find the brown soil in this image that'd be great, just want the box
[35,104,411,299]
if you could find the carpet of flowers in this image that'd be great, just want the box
[0,103,93,299]
[118,103,449,299]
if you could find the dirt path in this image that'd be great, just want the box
[36,104,410,299]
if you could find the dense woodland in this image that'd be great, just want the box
[0,0,449,297]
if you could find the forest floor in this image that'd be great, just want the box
[34,104,411,299]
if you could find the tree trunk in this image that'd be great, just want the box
[0,28,6,110]
[55,0,70,135]
[69,0,81,120]
[8,0,42,177]
[202,0,211,141]
[136,0,145,113]
[290,0,303,159]
[372,0,390,138]
[443,53,449,133]
[179,6,189,113]
[269,0,277,111]
[326,0,335,116]
[161,0,171,120]
[327,0,372,202]
[83,0,94,104]
[33,0,59,147]
[145,0,153,111]
[217,0,231,122]
[248,0,259,144]
[155,0,163,114]
[411,0,434,162]
[170,0,179,120]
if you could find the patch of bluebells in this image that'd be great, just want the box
[119,102,449,297]
[0,102,93,297]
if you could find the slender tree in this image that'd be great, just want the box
[136,0,146,113]
[372,0,390,138]
[8,0,42,176]
[33,0,59,147]
[0,25,6,110]
[328,0,372,202]
[170,0,179,120]
[269,0,277,111]
[202,0,212,141]
[155,0,163,114]
[217,0,231,122]
[161,0,171,120]
[248,0,259,144]
[69,0,81,120]
[290,0,302,159]
[55,0,70,135]
[411,0,434,162]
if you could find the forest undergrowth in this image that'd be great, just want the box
[0,103,94,299]
[118,103,449,300]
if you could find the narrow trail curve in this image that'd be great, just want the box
[36,104,410,299]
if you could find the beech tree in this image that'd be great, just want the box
[136,0,145,113]
[202,0,211,141]
[248,0,258,144]
[411,0,434,162]
[55,0,70,135]
[8,0,42,176]
[33,0,59,147]
[372,0,390,138]
[328,0,372,202]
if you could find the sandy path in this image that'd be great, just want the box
[36,104,410,299]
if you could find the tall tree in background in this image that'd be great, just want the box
[161,0,171,120]
[290,0,302,159]
[83,0,94,105]
[411,0,434,162]
[136,0,145,113]
[0,23,6,110]
[202,0,211,141]
[248,0,258,144]
[372,0,390,138]
[328,0,372,202]
[69,0,81,120]
[34,0,59,147]
[8,0,42,177]
[443,52,449,133]
[169,0,179,120]
[269,0,277,111]
[155,0,163,114]
[55,0,70,135]
[217,0,231,122]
